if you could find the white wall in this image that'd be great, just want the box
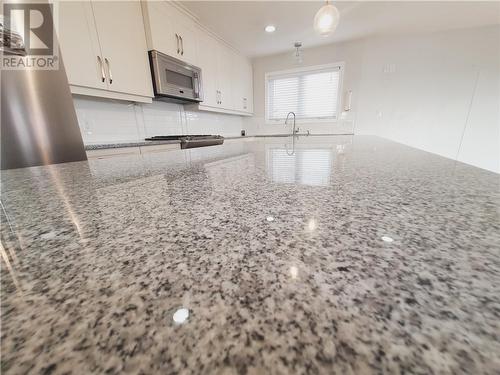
[248,37,366,136]
[74,97,245,145]
[355,25,500,173]
[250,25,500,173]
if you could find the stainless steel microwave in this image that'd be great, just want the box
[148,50,203,103]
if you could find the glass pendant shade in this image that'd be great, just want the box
[313,2,340,37]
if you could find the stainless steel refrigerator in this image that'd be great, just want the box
[1,2,87,170]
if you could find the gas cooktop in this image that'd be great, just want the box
[145,135,224,149]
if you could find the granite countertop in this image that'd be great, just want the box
[1,135,499,374]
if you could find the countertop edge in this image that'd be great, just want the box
[85,133,355,150]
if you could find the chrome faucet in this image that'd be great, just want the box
[285,112,298,135]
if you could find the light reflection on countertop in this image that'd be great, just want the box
[1,135,499,374]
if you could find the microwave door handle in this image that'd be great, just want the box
[193,73,200,98]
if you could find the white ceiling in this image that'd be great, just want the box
[180,1,500,58]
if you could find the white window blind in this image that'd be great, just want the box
[267,149,333,186]
[266,64,342,122]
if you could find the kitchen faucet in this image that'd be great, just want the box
[285,112,299,135]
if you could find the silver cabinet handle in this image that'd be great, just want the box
[104,58,112,84]
[175,33,180,54]
[97,56,105,82]
[180,36,184,56]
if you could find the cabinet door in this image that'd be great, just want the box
[175,15,198,65]
[57,1,106,90]
[91,1,153,97]
[142,1,178,58]
[142,1,197,64]
[231,52,247,112]
[197,32,218,107]
[243,60,254,113]
[216,44,233,109]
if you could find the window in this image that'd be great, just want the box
[266,63,343,123]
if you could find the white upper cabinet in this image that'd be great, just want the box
[231,53,253,113]
[174,11,198,65]
[216,44,233,110]
[141,1,176,57]
[91,1,153,98]
[57,2,106,91]
[191,25,253,115]
[197,32,219,107]
[142,0,253,115]
[142,1,198,65]
[231,52,244,112]
[57,1,153,102]
[243,61,254,113]
[59,0,253,112]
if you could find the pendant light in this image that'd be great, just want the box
[313,0,340,37]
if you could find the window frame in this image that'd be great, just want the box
[264,62,345,125]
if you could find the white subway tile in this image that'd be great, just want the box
[75,97,245,144]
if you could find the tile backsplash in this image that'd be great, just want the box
[74,96,246,145]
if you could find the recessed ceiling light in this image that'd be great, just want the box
[265,25,276,33]
[266,216,275,222]
[381,236,394,243]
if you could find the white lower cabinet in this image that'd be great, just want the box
[57,1,153,103]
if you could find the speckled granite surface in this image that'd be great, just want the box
[1,135,499,374]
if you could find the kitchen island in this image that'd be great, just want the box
[1,135,499,374]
